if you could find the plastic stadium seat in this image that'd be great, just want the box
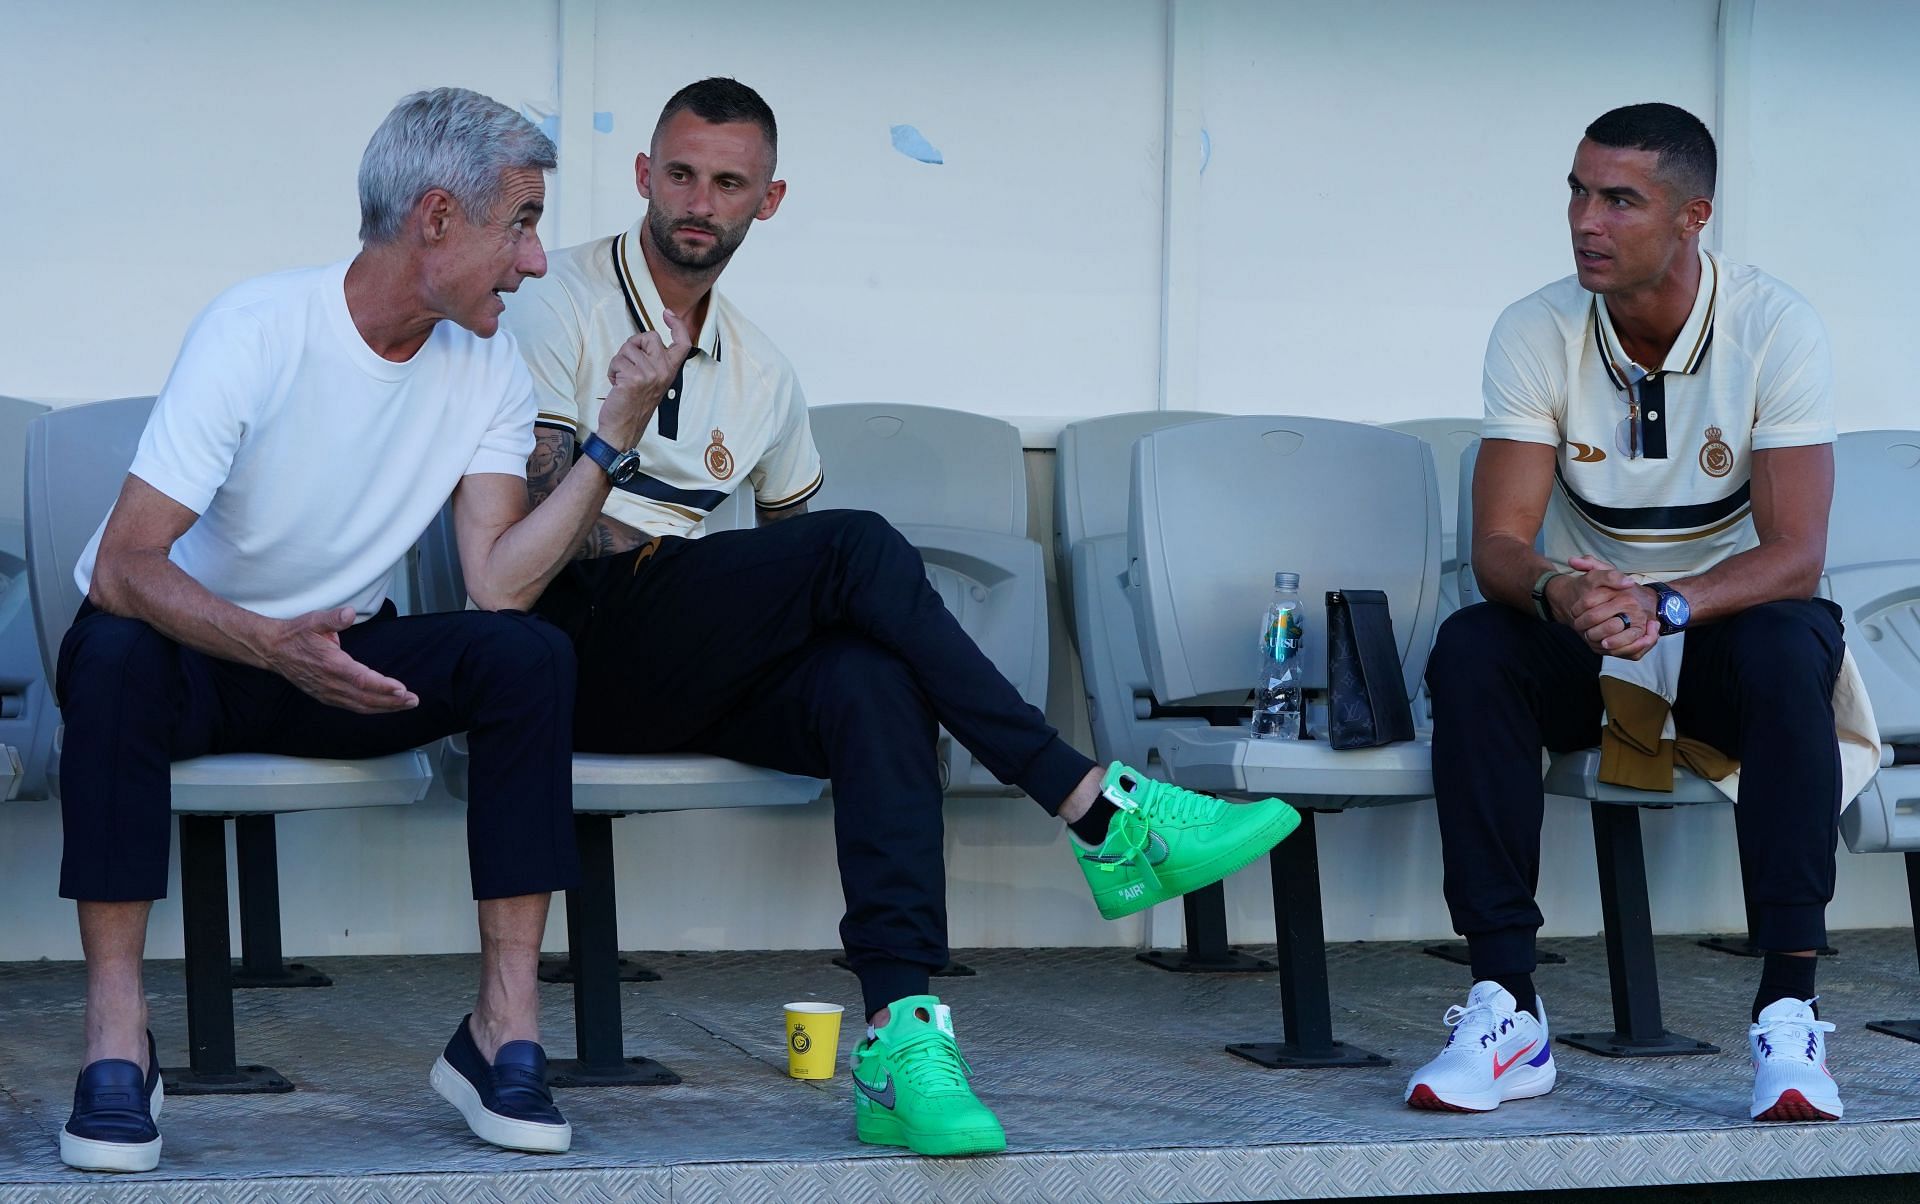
[1055,411,1265,973]
[25,396,433,1094]
[809,403,1048,795]
[0,395,51,801]
[1127,415,1442,1067]
[1826,430,1920,1042]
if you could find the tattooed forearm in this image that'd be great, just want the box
[527,425,649,562]
[527,426,575,507]
[572,517,646,562]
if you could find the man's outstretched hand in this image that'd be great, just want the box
[260,606,419,713]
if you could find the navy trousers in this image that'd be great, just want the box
[536,508,1097,1016]
[56,601,580,903]
[1427,599,1846,980]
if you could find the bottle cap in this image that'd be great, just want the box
[1275,572,1300,591]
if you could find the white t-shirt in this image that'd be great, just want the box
[75,260,536,620]
[501,222,823,538]
[1482,248,1834,578]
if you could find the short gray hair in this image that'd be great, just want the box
[357,87,557,244]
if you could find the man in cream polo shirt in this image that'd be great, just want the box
[1406,104,1852,1124]
[504,77,1299,1157]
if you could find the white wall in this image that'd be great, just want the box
[1,0,1916,961]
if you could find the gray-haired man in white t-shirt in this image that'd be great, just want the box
[56,87,690,1172]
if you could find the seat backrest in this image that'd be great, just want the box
[1826,430,1920,743]
[808,404,1026,535]
[1054,411,1222,602]
[24,397,156,680]
[1129,416,1441,705]
[1385,418,1480,575]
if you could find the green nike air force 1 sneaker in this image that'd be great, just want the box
[1074,761,1300,920]
[851,995,1006,1157]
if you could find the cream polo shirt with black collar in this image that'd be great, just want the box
[501,220,823,538]
[1482,247,1834,578]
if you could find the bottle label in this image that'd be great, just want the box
[1265,605,1303,662]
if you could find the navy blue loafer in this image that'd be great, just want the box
[430,1014,571,1152]
[60,1031,162,1172]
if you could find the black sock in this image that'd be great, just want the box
[1753,952,1818,1021]
[1068,798,1118,844]
[1492,974,1539,1020]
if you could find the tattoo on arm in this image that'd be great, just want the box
[574,517,646,562]
[526,426,575,508]
[528,425,649,562]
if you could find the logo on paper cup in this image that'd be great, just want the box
[790,1024,811,1053]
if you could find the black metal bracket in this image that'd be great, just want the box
[231,815,333,989]
[1557,805,1717,1059]
[165,815,293,1095]
[1137,883,1277,974]
[553,813,680,1087]
[1867,851,1920,1045]
[1226,811,1387,1069]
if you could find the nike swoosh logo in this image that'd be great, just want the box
[853,1073,896,1110]
[1569,443,1607,463]
[1492,1042,1538,1079]
[1081,832,1170,866]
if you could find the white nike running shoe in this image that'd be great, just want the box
[1406,981,1557,1112]
[1750,997,1842,1121]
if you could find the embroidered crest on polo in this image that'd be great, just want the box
[1700,425,1733,478]
[706,429,734,480]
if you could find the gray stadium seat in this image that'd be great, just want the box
[1826,430,1920,1042]
[1128,415,1442,1067]
[414,505,824,1087]
[25,396,434,1094]
[1056,411,1268,973]
[0,395,52,801]
[1385,417,1481,627]
[809,403,1048,794]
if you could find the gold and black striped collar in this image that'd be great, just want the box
[1591,247,1717,390]
[611,225,724,363]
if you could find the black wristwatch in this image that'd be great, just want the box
[1648,582,1691,635]
[580,431,643,487]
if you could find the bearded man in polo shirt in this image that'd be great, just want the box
[504,76,1298,1157]
[1406,103,1852,1122]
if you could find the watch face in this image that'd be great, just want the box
[1660,590,1689,626]
[609,451,643,485]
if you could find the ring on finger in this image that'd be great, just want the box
[1615,612,1631,634]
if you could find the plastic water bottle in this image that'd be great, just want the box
[1252,571,1305,739]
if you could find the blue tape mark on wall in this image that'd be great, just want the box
[1200,127,1212,175]
[593,111,614,134]
[889,124,944,164]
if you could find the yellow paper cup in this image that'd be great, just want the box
[784,1002,845,1079]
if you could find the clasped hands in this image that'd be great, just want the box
[1550,555,1661,660]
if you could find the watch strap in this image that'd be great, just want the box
[579,431,621,477]
[1530,569,1563,622]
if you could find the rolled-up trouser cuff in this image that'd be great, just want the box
[1752,903,1828,955]
[1466,927,1538,980]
